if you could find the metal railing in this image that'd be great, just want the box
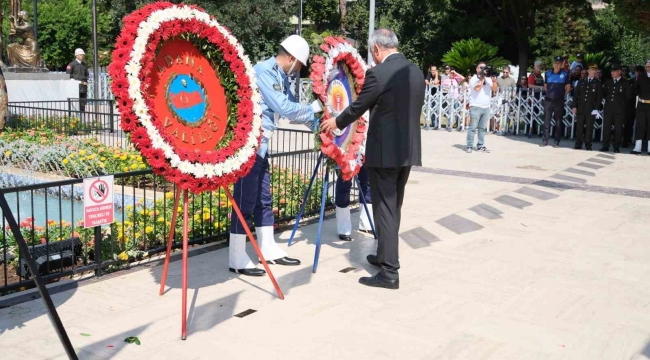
[7,99,127,149]
[0,129,358,296]
[421,84,612,141]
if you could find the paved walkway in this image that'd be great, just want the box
[2,130,650,360]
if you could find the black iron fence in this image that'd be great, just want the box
[0,134,357,296]
[7,99,126,149]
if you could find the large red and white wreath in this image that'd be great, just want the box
[310,36,369,181]
[108,2,262,193]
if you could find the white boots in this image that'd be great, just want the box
[631,140,646,154]
[228,233,256,270]
[335,205,374,240]
[255,226,287,261]
[336,207,352,238]
[359,205,374,232]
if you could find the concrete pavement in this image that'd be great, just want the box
[2,129,650,360]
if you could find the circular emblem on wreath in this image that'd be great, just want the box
[108,2,262,193]
[310,36,369,181]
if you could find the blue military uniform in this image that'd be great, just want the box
[229,57,317,270]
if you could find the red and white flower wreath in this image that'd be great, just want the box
[108,2,262,193]
[310,36,369,181]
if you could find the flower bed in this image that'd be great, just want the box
[8,114,104,135]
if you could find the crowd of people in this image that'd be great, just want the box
[422,55,650,154]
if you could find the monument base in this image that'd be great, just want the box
[3,72,79,102]
[2,66,50,74]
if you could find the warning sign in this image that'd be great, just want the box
[83,175,114,228]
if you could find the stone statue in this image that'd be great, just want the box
[6,10,41,68]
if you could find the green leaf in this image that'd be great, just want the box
[124,336,141,345]
[80,333,91,337]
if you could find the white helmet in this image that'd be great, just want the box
[280,35,309,65]
[75,48,85,56]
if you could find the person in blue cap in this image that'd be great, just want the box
[229,35,323,276]
[335,166,373,241]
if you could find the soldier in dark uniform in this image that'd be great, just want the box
[600,64,632,153]
[66,48,89,112]
[572,64,603,151]
[631,60,650,155]
[622,65,636,147]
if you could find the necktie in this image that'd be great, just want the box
[614,79,617,85]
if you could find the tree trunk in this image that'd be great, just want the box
[339,0,347,31]
[517,38,529,76]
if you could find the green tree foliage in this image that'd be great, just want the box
[442,38,508,76]
[36,0,111,68]
[591,6,650,66]
[605,0,650,34]
[529,4,593,70]
[303,0,340,32]
[377,0,452,69]
[341,0,370,56]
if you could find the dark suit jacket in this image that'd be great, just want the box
[603,78,632,114]
[335,53,425,168]
[572,78,603,114]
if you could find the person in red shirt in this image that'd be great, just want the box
[528,60,544,89]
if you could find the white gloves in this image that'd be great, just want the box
[591,110,602,119]
[311,100,323,113]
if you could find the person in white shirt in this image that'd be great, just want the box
[466,61,498,153]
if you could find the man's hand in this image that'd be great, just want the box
[320,117,338,134]
[572,108,577,114]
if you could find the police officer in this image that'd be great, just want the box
[631,59,650,155]
[335,166,373,241]
[229,35,323,276]
[541,56,571,147]
[600,64,632,153]
[66,48,89,112]
[572,64,603,151]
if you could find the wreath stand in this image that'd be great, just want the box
[287,152,376,273]
[158,186,284,340]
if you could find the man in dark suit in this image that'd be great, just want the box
[572,64,603,150]
[600,64,632,153]
[321,29,425,290]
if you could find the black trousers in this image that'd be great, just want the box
[635,104,650,141]
[602,112,624,149]
[575,113,595,149]
[543,99,564,144]
[623,105,635,146]
[367,166,411,280]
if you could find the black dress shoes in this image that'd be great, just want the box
[266,257,301,266]
[552,142,560,148]
[599,147,610,152]
[338,234,352,241]
[229,268,266,276]
[631,150,641,155]
[614,148,620,153]
[366,254,380,267]
[359,273,399,290]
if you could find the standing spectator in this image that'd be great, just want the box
[496,66,516,134]
[570,53,584,72]
[321,28,425,289]
[424,65,440,130]
[631,60,650,154]
[528,60,545,90]
[572,64,603,151]
[595,69,603,81]
[441,68,465,131]
[601,64,632,153]
[541,56,571,147]
[465,61,498,153]
[517,75,530,127]
[570,64,583,84]
[425,65,440,87]
[441,65,451,81]
[496,66,516,90]
[67,48,89,113]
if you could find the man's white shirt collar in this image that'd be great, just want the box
[382,52,399,63]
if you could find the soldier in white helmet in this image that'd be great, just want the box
[66,48,89,112]
[229,35,324,276]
